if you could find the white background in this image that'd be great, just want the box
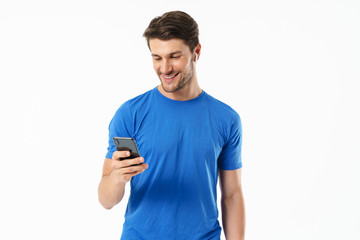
[0,0,359,239]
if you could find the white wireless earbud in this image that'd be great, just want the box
[195,53,198,62]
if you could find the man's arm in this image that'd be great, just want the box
[98,151,148,209]
[98,157,126,210]
[219,168,245,240]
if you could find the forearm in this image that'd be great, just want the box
[221,193,246,240]
[98,173,126,210]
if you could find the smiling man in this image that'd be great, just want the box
[98,11,245,240]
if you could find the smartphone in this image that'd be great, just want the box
[112,137,141,165]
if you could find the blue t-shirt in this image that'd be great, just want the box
[106,87,242,240]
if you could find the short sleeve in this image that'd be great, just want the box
[218,112,242,170]
[105,103,133,159]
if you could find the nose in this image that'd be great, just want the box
[160,59,173,74]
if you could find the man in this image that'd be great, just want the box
[98,11,245,240]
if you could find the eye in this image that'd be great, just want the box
[171,56,181,59]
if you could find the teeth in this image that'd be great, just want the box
[164,74,176,79]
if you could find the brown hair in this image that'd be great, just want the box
[143,11,199,52]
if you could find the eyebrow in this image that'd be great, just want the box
[151,51,183,57]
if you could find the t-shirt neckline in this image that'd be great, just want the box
[153,86,206,104]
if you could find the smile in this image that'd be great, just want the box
[164,75,176,79]
[162,73,179,81]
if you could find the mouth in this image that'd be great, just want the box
[161,72,179,82]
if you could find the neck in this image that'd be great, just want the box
[158,75,202,101]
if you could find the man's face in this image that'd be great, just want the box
[149,38,194,93]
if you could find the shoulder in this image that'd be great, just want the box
[114,88,155,114]
[204,92,241,122]
[109,88,155,135]
[109,88,155,127]
[121,88,154,109]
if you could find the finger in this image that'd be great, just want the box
[111,157,145,170]
[112,151,131,160]
[121,171,142,182]
[113,163,148,182]
[115,163,148,175]
[125,169,146,177]
[120,157,145,168]
[121,166,148,182]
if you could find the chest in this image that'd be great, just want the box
[132,105,226,165]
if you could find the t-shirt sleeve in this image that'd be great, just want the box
[105,103,133,159]
[218,112,243,170]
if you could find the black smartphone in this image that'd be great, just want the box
[112,137,141,165]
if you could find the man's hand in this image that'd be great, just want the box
[110,151,149,183]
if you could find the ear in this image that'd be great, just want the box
[193,43,201,62]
